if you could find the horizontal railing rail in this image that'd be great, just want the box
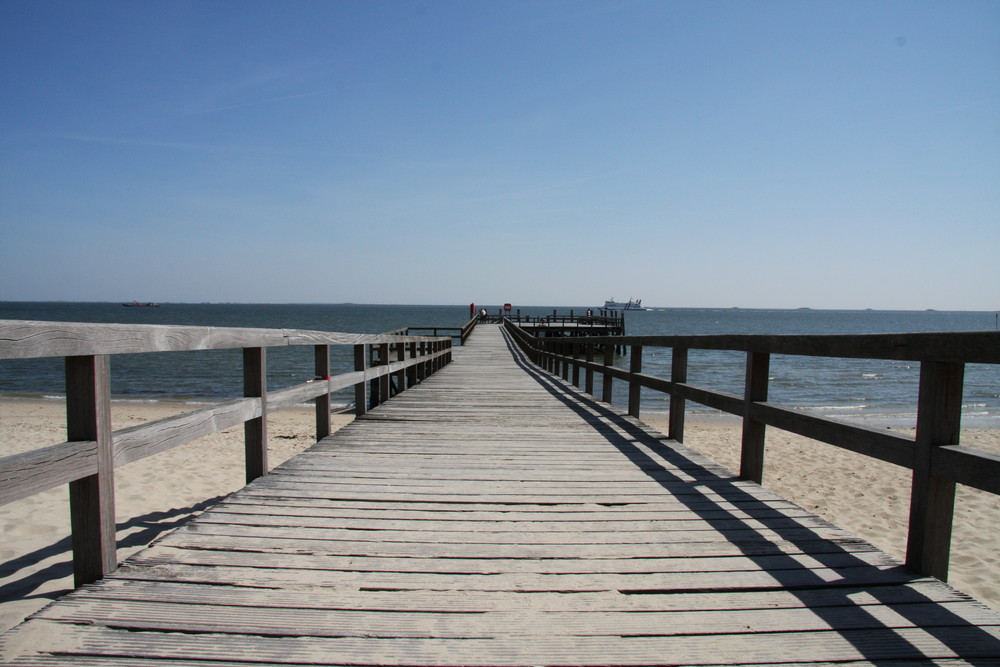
[503,319,1000,583]
[506,311,625,327]
[0,319,452,587]
[405,315,479,346]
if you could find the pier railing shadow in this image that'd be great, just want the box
[0,496,224,604]
[500,325,1000,662]
[503,317,1000,584]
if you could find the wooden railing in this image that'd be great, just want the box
[404,315,479,346]
[0,319,452,587]
[505,309,625,328]
[504,320,1000,583]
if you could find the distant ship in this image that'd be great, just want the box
[122,301,160,307]
[603,298,646,311]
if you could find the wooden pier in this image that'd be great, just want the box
[2,323,999,665]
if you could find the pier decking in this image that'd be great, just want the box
[2,324,1000,665]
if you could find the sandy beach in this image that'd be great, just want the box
[644,415,1000,615]
[0,399,353,632]
[1,399,998,633]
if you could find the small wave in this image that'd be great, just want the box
[0,393,65,402]
[799,404,870,411]
[860,373,883,379]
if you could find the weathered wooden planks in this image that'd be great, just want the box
[2,324,999,666]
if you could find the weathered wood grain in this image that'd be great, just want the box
[7,621,1000,665]
[65,354,117,587]
[113,397,261,468]
[506,321,1000,558]
[0,319,449,360]
[1,349,453,507]
[561,330,1000,363]
[0,440,97,505]
[2,324,998,666]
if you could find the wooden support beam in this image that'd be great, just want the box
[354,344,367,416]
[314,345,330,440]
[585,343,595,395]
[394,342,406,395]
[417,342,427,383]
[906,361,963,581]
[602,346,614,404]
[65,354,116,587]
[407,342,418,388]
[740,351,770,484]
[572,341,581,387]
[368,344,380,409]
[628,345,642,418]
[669,347,688,442]
[243,347,267,483]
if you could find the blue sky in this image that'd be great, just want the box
[1,0,998,309]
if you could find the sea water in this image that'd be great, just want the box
[1,302,998,428]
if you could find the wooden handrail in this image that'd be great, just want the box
[503,319,1000,583]
[404,316,478,346]
[0,319,446,359]
[0,319,452,587]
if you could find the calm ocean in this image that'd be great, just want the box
[2,302,998,428]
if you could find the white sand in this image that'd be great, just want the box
[2,399,998,634]
[644,415,1000,614]
[0,399,353,632]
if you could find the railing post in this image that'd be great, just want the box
[585,343,595,395]
[572,341,581,387]
[407,341,418,388]
[418,341,427,382]
[368,345,378,409]
[354,344,367,416]
[314,345,331,440]
[669,348,688,442]
[561,341,570,380]
[394,340,406,395]
[66,354,116,587]
[375,344,386,406]
[243,347,268,483]
[906,360,963,581]
[378,343,390,404]
[628,344,642,418]
[602,345,614,403]
[740,351,769,483]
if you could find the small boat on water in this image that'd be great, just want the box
[603,298,646,311]
[122,301,160,307]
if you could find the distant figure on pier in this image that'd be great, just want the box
[480,309,487,322]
